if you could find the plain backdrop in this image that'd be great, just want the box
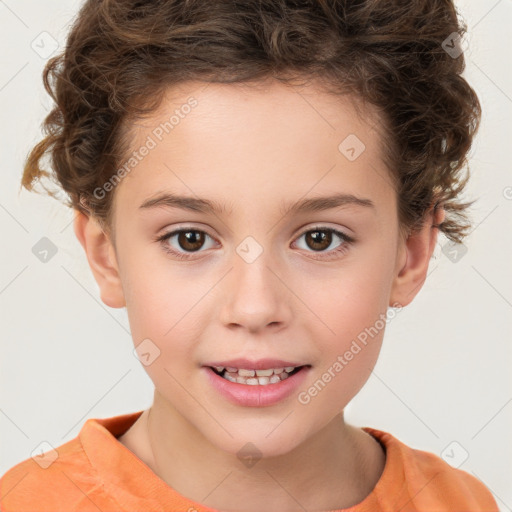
[1,0,511,509]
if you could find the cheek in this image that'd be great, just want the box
[302,249,394,341]
[297,336,382,425]
[124,273,204,405]
[296,274,389,415]
[293,248,393,407]
[119,240,198,333]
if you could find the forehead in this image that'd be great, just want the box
[140,78,379,137]
[112,79,392,218]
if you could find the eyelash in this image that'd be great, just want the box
[155,226,355,261]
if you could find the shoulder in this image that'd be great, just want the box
[363,427,499,511]
[0,434,114,512]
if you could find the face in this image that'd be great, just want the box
[102,79,407,456]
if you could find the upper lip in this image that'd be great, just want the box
[203,358,309,370]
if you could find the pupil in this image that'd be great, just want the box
[180,231,204,251]
[307,230,331,251]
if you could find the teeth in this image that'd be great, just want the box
[255,369,274,377]
[214,366,306,386]
[214,365,303,386]
[238,369,255,377]
[212,366,297,375]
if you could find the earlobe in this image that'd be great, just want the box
[73,209,126,308]
[389,206,444,307]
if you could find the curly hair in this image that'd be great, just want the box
[20,0,481,244]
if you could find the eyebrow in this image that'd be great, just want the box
[280,193,375,216]
[139,193,230,214]
[138,192,375,216]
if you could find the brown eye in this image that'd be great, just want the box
[176,230,205,252]
[304,230,332,251]
[293,227,354,259]
[157,228,217,259]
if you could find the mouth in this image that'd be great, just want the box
[203,362,312,407]
[208,365,308,386]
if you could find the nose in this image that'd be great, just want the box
[219,250,292,334]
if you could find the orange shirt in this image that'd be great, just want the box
[1,410,498,512]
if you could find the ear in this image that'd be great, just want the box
[73,209,126,308]
[389,205,445,307]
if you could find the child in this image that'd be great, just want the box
[1,0,499,510]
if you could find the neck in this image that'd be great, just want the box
[144,392,385,512]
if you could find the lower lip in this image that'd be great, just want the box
[203,366,310,407]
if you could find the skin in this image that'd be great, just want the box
[74,78,444,512]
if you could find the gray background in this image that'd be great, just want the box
[1,0,511,509]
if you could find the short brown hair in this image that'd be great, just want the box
[20,0,481,244]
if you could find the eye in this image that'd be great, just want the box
[155,225,354,261]
[293,226,354,259]
[155,228,217,259]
